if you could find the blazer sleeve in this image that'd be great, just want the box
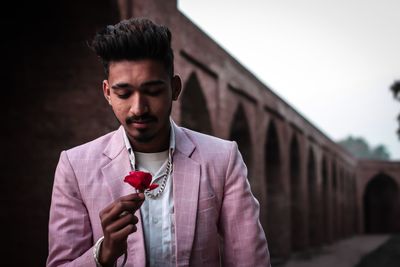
[47,151,96,267]
[218,142,271,267]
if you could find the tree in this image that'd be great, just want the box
[390,81,400,139]
[371,145,390,160]
[338,136,390,160]
[391,81,400,100]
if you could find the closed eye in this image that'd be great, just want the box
[145,87,164,96]
[141,80,168,96]
[116,91,132,99]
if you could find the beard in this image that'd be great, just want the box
[132,128,158,143]
[112,103,172,145]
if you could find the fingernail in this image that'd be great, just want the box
[138,193,145,199]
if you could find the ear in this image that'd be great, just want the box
[102,80,112,105]
[171,75,182,101]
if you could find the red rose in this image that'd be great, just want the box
[124,171,158,192]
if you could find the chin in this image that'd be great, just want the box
[134,134,155,143]
[128,129,156,144]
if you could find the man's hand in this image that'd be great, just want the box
[98,193,145,266]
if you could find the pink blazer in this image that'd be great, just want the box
[47,123,270,267]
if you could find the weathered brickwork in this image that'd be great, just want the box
[131,0,400,262]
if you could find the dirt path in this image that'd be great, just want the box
[280,235,390,267]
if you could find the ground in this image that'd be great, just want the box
[281,235,392,267]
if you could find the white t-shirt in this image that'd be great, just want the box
[122,122,176,267]
[135,151,175,267]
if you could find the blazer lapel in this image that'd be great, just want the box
[173,124,201,265]
[101,126,146,267]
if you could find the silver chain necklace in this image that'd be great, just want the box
[129,148,172,199]
[143,158,172,199]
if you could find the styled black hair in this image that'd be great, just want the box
[90,17,174,77]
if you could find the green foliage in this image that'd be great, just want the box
[338,136,390,160]
[391,81,400,100]
[390,81,400,139]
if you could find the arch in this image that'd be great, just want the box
[265,121,286,259]
[331,162,338,239]
[180,72,213,135]
[351,175,358,233]
[229,104,253,179]
[321,156,329,242]
[307,147,319,247]
[346,173,355,236]
[344,171,352,237]
[363,173,400,233]
[289,135,304,251]
[338,168,345,238]
[343,171,349,236]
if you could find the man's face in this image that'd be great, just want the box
[103,59,181,151]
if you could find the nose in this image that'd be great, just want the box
[129,92,149,117]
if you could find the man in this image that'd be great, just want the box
[47,18,270,267]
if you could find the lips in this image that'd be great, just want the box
[132,121,152,129]
[127,117,156,130]
[126,116,156,124]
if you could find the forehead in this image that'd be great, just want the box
[108,59,169,84]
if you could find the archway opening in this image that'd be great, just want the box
[180,72,213,135]
[265,121,286,259]
[290,135,303,251]
[364,173,400,233]
[321,156,329,242]
[343,172,350,237]
[307,148,319,247]
[229,104,253,180]
[351,176,358,233]
[338,168,345,238]
[332,162,338,239]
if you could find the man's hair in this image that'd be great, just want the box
[90,18,174,77]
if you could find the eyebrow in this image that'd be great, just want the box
[111,83,131,90]
[111,79,167,90]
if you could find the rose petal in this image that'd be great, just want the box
[124,171,153,191]
[148,183,159,191]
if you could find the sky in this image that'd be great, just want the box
[178,0,400,160]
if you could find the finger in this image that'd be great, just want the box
[100,193,145,216]
[119,192,145,201]
[105,214,139,234]
[109,224,137,243]
[101,198,144,227]
[111,199,144,217]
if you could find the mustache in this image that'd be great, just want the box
[125,115,157,124]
